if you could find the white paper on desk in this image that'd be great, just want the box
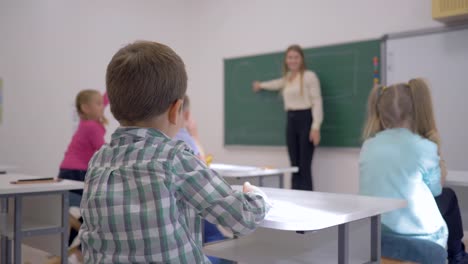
[266,200,339,223]
[209,164,259,173]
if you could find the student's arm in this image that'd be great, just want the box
[306,72,323,131]
[421,144,443,196]
[172,150,270,236]
[84,122,106,152]
[423,166,442,197]
[185,119,206,161]
[193,139,206,161]
[425,131,447,186]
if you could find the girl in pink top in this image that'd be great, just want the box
[58,89,108,247]
[59,89,108,186]
[60,90,108,170]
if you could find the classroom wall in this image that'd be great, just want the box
[183,0,441,193]
[0,0,190,177]
[0,0,441,196]
[0,0,193,255]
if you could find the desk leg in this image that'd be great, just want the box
[370,215,381,263]
[279,174,284,189]
[5,240,11,264]
[61,192,69,264]
[1,198,9,264]
[14,196,22,264]
[338,223,349,264]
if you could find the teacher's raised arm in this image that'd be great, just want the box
[252,44,323,191]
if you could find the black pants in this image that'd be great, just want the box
[435,187,466,258]
[286,109,315,191]
[58,169,86,246]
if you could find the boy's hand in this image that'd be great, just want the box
[243,182,272,208]
[243,182,254,193]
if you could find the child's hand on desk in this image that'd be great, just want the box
[243,182,254,193]
[243,182,273,208]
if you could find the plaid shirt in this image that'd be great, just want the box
[80,127,269,263]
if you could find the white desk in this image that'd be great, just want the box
[210,163,298,188]
[0,174,83,264]
[204,186,406,264]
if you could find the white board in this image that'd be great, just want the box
[385,27,468,170]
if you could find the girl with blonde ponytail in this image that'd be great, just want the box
[408,78,447,182]
[360,79,467,263]
[408,79,467,264]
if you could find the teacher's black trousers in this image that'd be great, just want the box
[286,109,315,191]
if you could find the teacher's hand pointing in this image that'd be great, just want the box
[252,81,262,92]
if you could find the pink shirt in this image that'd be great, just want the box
[60,93,108,171]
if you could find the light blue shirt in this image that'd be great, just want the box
[359,128,448,248]
[174,128,200,156]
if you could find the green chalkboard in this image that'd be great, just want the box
[224,39,381,147]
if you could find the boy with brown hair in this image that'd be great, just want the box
[79,41,270,263]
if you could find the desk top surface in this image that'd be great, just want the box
[0,173,84,195]
[210,163,298,177]
[232,186,406,231]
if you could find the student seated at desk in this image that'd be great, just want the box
[175,95,206,161]
[79,41,271,263]
[360,79,468,264]
[57,89,108,253]
[59,89,108,189]
[175,95,226,263]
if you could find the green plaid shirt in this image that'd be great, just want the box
[79,127,269,263]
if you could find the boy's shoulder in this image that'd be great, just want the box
[99,127,195,163]
[89,128,202,181]
[133,131,195,160]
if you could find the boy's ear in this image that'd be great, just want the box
[168,99,183,125]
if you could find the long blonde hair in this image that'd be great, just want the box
[75,89,108,125]
[283,45,306,95]
[409,78,446,178]
[362,78,446,178]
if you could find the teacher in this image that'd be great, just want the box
[252,44,323,191]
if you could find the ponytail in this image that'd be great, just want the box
[362,84,384,140]
[408,78,446,178]
[408,78,439,144]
